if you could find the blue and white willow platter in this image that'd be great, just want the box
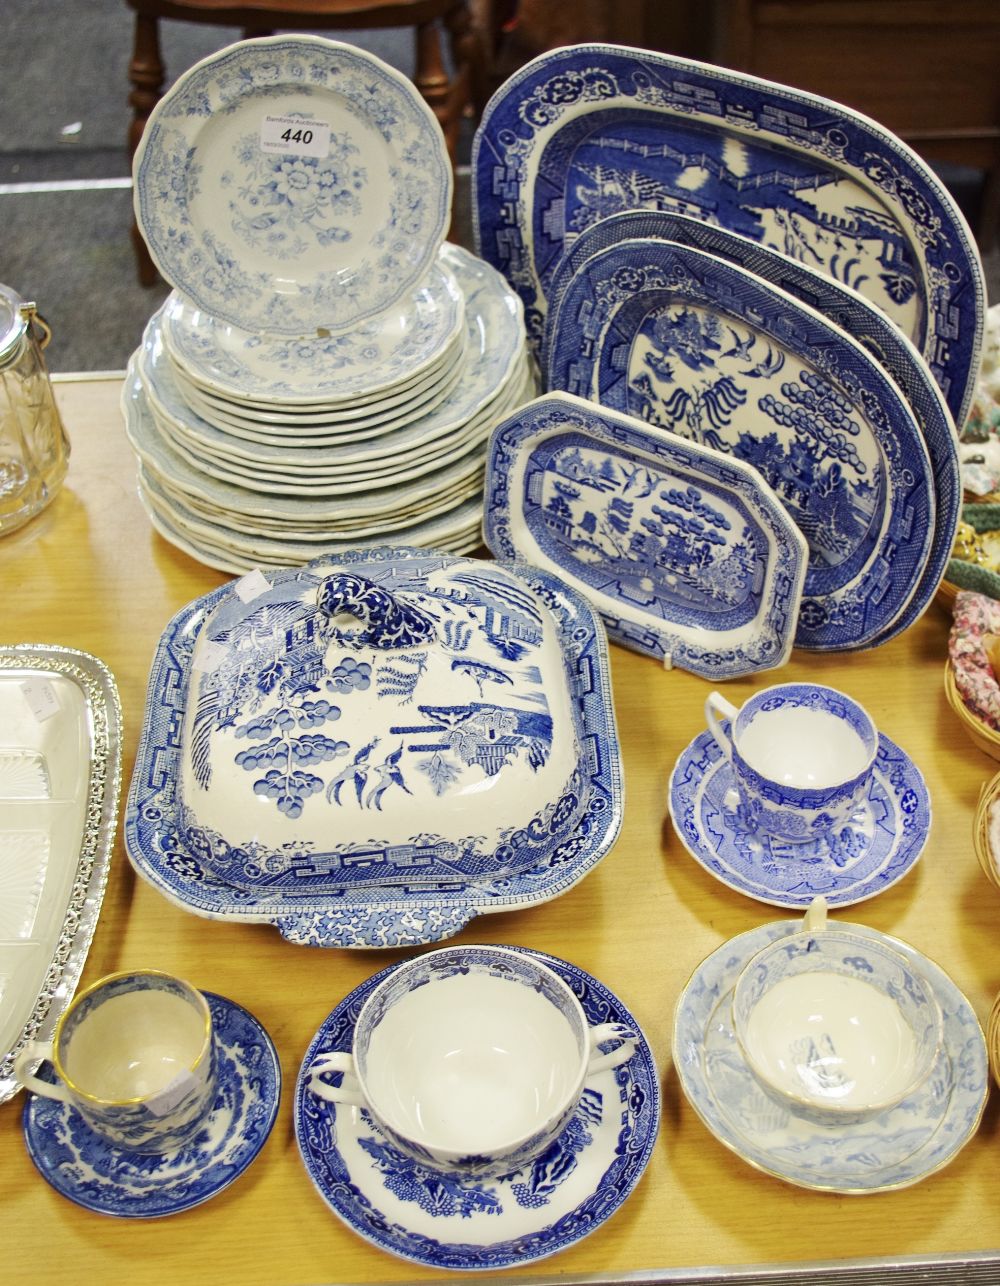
[22,992,281,1217]
[134,35,452,336]
[540,210,960,649]
[295,947,659,1269]
[473,43,984,427]
[673,919,987,1193]
[484,392,807,679]
[545,239,936,652]
[124,549,623,947]
[668,728,929,908]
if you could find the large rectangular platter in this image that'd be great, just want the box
[473,43,985,428]
[0,646,122,1102]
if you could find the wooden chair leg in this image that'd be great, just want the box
[127,13,165,286]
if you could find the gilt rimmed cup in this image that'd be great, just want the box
[14,969,216,1154]
[306,944,637,1176]
[731,903,943,1125]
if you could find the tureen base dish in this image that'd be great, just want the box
[177,549,595,893]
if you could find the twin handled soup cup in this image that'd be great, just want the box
[306,945,638,1177]
[705,683,879,841]
[13,969,217,1154]
[732,900,943,1126]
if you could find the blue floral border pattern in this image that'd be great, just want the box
[135,37,452,336]
[483,392,807,679]
[293,947,660,1270]
[538,209,960,649]
[22,992,281,1217]
[672,921,987,1192]
[123,547,624,948]
[543,239,935,652]
[472,43,984,428]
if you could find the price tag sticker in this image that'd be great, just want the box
[20,679,60,722]
[147,1070,200,1117]
[260,115,331,159]
[192,638,228,674]
[235,568,271,604]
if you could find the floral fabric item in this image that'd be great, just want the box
[950,590,1000,731]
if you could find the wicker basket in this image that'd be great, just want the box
[944,660,1000,761]
[973,771,1000,889]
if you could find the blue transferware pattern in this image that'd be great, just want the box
[544,238,935,652]
[668,728,930,909]
[673,920,987,1192]
[42,972,216,1153]
[124,547,623,947]
[539,209,960,649]
[134,36,452,336]
[22,992,280,1217]
[160,259,464,404]
[708,684,877,840]
[472,43,984,427]
[484,392,807,680]
[178,553,588,891]
[294,947,659,1269]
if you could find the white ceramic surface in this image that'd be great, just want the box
[732,919,942,1121]
[306,946,636,1175]
[160,257,464,406]
[15,970,216,1154]
[134,35,452,335]
[177,553,591,894]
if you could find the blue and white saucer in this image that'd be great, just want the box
[668,729,930,908]
[294,948,659,1271]
[673,919,987,1193]
[22,992,280,1217]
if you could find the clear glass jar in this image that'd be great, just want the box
[0,284,70,535]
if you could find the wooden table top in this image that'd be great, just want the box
[2,375,999,1284]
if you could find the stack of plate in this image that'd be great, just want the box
[125,34,533,573]
[473,44,986,658]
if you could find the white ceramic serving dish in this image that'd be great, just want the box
[124,550,622,946]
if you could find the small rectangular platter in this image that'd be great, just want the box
[0,646,122,1102]
[483,392,808,679]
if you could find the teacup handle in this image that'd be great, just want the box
[586,1022,638,1076]
[13,1040,73,1104]
[305,1051,367,1108]
[705,691,739,762]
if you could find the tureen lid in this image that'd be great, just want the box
[177,548,588,892]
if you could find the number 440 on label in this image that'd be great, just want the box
[260,115,331,159]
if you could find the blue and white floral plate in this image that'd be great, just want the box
[673,919,987,1192]
[484,392,808,679]
[667,727,930,909]
[473,43,984,427]
[160,259,464,407]
[544,238,936,652]
[22,992,280,1217]
[124,551,623,946]
[134,35,452,336]
[295,947,659,1269]
[539,208,960,651]
[137,245,526,457]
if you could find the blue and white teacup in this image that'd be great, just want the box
[731,900,943,1125]
[306,944,637,1177]
[705,683,879,841]
[14,970,217,1154]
